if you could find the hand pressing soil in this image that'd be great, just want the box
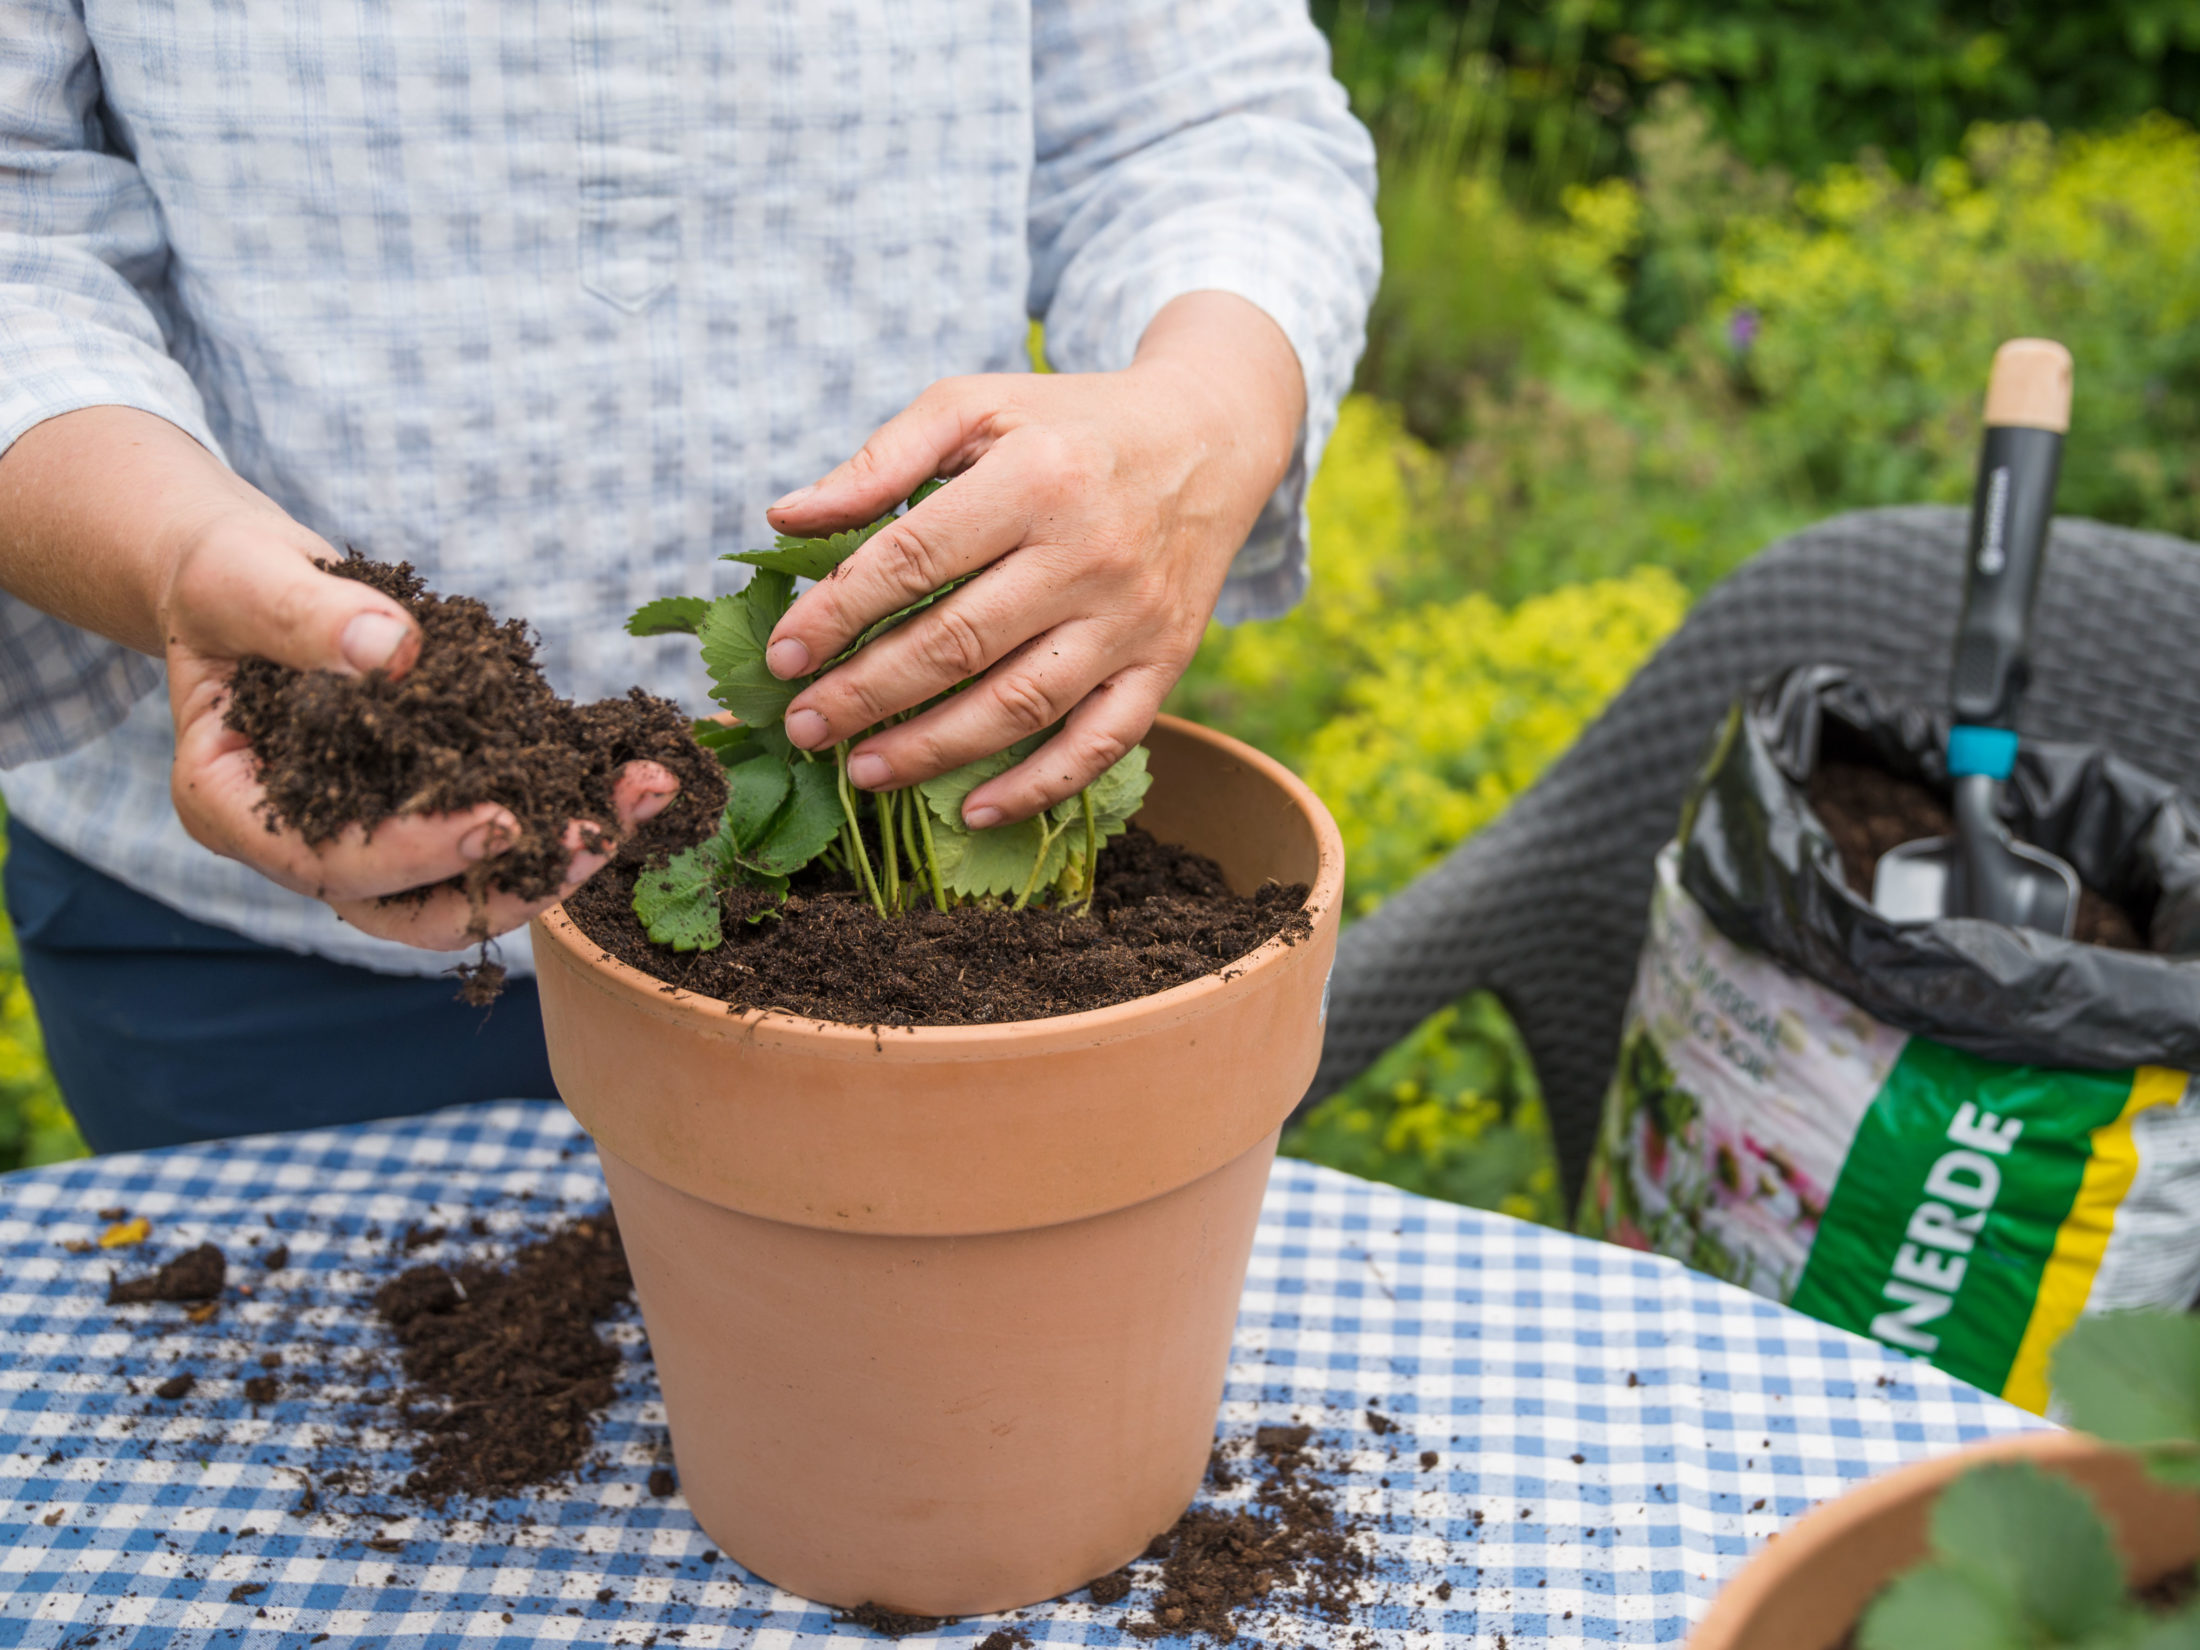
[221,556,727,994]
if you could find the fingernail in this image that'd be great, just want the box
[769,484,816,513]
[630,787,673,823]
[785,708,831,749]
[458,818,513,862]
[964,804,1004,829]
[766,638,811,679]
[341,611,409,674]
[848,753,891,789]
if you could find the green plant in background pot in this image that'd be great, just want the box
[1693,1308,2200,1648]
[1855,1313,2200,1648]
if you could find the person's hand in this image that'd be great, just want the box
[159,505,677,950]
[761,290,1305,827]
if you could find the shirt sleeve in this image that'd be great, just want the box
[1027,0,1380,625]
[0,0,223,767]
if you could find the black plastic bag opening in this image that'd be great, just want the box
[1677,664,2200,1071]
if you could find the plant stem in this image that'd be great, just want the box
[879,788,902,913]
[912,789,950,912]
[834,743,887,918]
[1078,787,1099,916]
[1012,815,1069,912]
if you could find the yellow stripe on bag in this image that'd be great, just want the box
[2000,1066,2188,1414]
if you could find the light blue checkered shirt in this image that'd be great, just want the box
[0,0,1377,976]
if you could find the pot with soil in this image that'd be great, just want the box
[219,533,1342,1615]
[1687,1431,2200,1649]
[533,710,1342,1615]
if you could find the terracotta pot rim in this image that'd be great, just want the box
[536,712,1346,1052]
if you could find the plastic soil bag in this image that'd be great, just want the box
[1578,666,2200,1414]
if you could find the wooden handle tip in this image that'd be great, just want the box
[1984,339,2072,433]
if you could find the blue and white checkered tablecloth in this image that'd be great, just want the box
[0,1100,2046,1649]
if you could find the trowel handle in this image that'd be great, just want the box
[1947,340,2071,776]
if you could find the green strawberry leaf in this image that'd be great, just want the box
[1929,1462,2125,1640]
[932,814,1054,899]
[632,840,731,952]
[1048,745,1153,830]
[692,719,753,759]
[829,572,978,668]
[721,754,793,851]
[723,517,889,581]
[700,573,801,729]
[2054,1313,2200,1469]
[2127,1598,2200,1650]
[747,759,844,876]
[918,740,1034,830]
[627,595,712,637]
[1856,1563,2020,1650]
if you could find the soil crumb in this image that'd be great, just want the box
[373,1212,634,1504]
[223,555,726,963]
[153,1373,195,1400]
[832,1604,957,1639]
[1126,1420,1369,1643]
[567,825,1312,1026]
[109,1243,226,1305]
[975,1631,1034,1650]
[1808,759,2142,948]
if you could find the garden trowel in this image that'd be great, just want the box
[1870,339,2079,936]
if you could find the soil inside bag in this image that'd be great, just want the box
[1806,756,2144,949]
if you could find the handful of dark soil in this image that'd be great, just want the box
[223,555,726,915]
[568,826,1311,1026]
[1808,760,2143,949]
[373,1212,634,1504]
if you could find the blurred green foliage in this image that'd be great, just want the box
[1201,49,2200,1225]
[0,820,85,1173]
[1322,0,2200,185]
[1283,994,1563,1226]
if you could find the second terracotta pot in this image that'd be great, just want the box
[1690,1430,2200,1649]
[532,716,1345,1616]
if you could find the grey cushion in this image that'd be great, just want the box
[1304,505,2200,1212]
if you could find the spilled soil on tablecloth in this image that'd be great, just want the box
[838,1421,1379,1645]
[566,824,1311,1026]
[1807,758,2143,947]
[372,1211,636,1504]
[222,555,726,1001]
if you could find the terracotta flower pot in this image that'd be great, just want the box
[1689,1430,2200,1649]
[530,714,1344,1617]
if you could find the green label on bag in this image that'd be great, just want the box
[1790,1039,2132,1397]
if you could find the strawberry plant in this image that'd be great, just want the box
[1855,1310,2200,1648]
[626,480,1152,951]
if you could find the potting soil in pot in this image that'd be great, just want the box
[565,824,1311,1025]
[1579,666,2200,1416]
[223,555,728,998]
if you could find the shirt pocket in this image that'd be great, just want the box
[571,0,683,311]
